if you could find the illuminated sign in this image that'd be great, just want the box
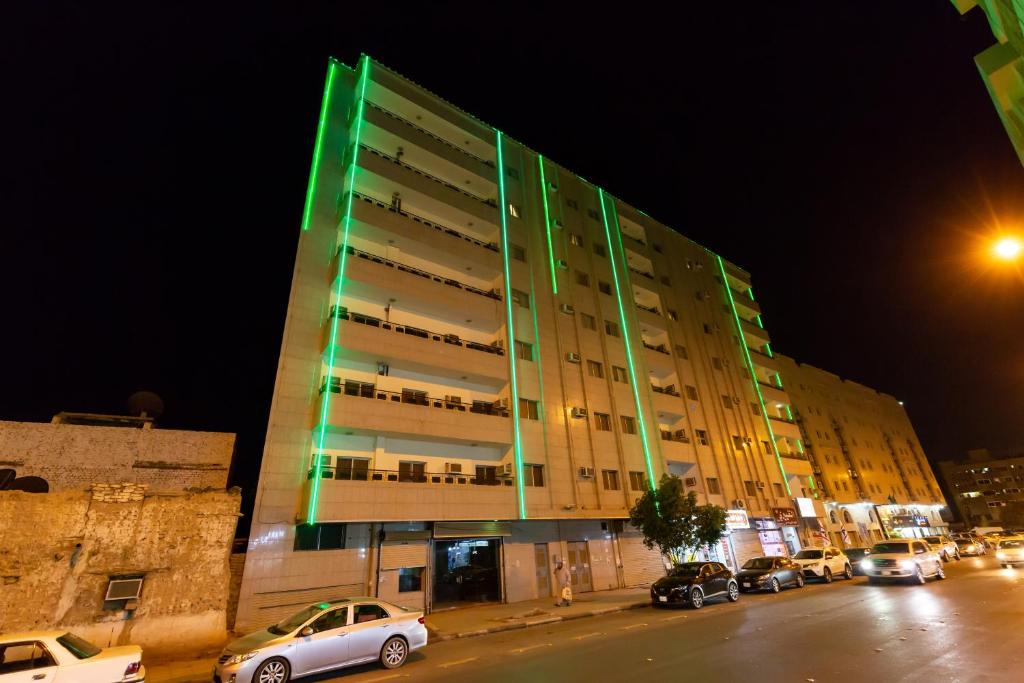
[772,507,798,527]
[726,509,750,530]
[796,497,817,518]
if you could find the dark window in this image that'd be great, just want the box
[588,208,601,220]
[510,243,526,262]
[629,471,647,491]
[675,345,688,359]
[685,385,699,401]
[511,288,530,309]
[744,480,757,496]
[599,281,612,295]
[706,477,721,494]
[335,457,370,481]
[580,313,597,330]
[652,244,663,253]
[295,523,347,551]
[751,402,761,416]
[515,340,534,361]
[506,166,519,180]
[772,482,784,497]
[703,323,713,335]
[602,469,621,490]
[575,270,590,286]
[712,357,723,370]
[660,276,671,286]
[587,360,604,378]
[354,604,390,623]
[612,366,629,383]
[399,568,423,592]
[605,320,619,337]
[567,199,579,210]
[620,415,637,434]
[594,412,612,431]
[732,435,746,451]
[523,464,545,487]
[519,398,540,420]
[695,429,709,445]
[570,233,584,247]
[721,395,733,410]
[399,461,426,482]
[311,607,349,632]
[594,243,607,257]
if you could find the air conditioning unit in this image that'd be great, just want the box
[578,466,595,479]
[499,463,515,477]
[684,477,698,488]
[445,463,463,474]
[555,259,568,270]
[571,407,588,419]
[566,352,581,363]
[755,481,766,490]
[560,303,575,314]
[732,499,746,509]
[494,398,509,410]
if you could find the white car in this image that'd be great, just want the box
[923,535,960,562]
[792,546,853,583]
[860,539,945,584]
[995,536,1024,568]
[0,631,144,683]
[215,598,427,683]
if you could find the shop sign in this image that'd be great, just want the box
[725,509,750,530]
[795,497,817,517]
[891,514,928,528]
[771,507,799,526]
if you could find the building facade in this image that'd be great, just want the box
[938,448,1024,527]
[774,356,948,546]
[951,0,1024,165]
[235,55,823,630]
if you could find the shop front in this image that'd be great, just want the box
[875,506,948,539]
[430,522,507,611]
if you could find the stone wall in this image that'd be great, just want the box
[0,485,241,654]
[0,421,235,491]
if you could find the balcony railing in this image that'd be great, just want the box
[642,341,670,355]
[360,143,497,207]
[307,466,514,486]
[636,302,661,316]
[328,307,505,357]
[351,190,499,252]
[340,245,502,301]
[780,451,809,460]
[651,384,681,397]
[319,379,510,417]
[628,266,655,281]
[363,100,496,168]
[768,415,796,424]
[757,380,784,391]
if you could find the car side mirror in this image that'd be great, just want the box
[299,626,314,637]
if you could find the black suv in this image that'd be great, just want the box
[651,561,740,609]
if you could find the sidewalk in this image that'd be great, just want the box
[146,587,652,681]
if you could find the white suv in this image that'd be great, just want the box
[861,539,945,584]
[923,534,960,562]
[792,546,853,583]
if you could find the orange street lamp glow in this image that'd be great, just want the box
[993,237,1022,261]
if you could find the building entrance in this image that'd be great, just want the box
[432,538,501,609]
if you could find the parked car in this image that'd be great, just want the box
[650,562,740,609]
[735,556,805,592]
[844,547,872,575]
[792,547,854,582]
[995,537,1024,568]
[0,631,144,683]
[923,535,960,562]
[954,537,985,557]
[860,540,945,584]
[215,598,427,683]
[982,531,1006,550]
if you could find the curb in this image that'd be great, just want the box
[428,600,650,641]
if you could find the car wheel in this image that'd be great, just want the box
[727,582,739,602]
[913,565,926,585]
[796,574,805,588]
[253,657,290,683]
[940,551,949,563]
[954,550,961,562]
[770,578,781,593]
[843,564,853,580]
[380,636,408,669]
[689,587,704,609]
[823,567,833,584]
[935,562,946,580]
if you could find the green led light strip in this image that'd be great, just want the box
[599,189,657,491]
[536,155,558,294]
[308,55,371,524]
[496,130,527,519]
[301,61,338,232]
[716,255,791,496]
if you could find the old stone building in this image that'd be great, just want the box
[0,415,241,654]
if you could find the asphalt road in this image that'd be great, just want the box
[306,556,1022,683]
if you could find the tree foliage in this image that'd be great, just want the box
[628,474,728,564]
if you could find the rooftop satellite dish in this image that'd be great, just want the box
[128,391,164,419]
[9,476,49,493]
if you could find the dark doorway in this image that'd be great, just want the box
[432,538,501,609]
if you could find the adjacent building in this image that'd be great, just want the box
[938,448,1024,527]
[951,0,1024,165]
[775,356,948,546]
[235,55,823,630]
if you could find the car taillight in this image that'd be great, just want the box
[124,661,141,677]
[418,616,425,624]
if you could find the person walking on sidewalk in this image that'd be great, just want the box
[555,561,572,607]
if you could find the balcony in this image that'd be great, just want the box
[767,416,802,441]
[642,341,670,355]
[748,349,780,372]
[740,317,771,346]
[779,452,814,477]
[323,310,508,387]
[722,259,751,287]
[628,266,655,282]
[318,385,512,447]
[757,381,789,406]
[732,290,761,319]
[635,302,661,316]
[651,386,685,419]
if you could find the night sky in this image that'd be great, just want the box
[6,3,1023,532]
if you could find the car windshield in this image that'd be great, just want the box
[268,604,326,635]
[793,550,822,559]
[923,537,941,544]
[742,558,776,570]
[845,548,869,560]
[669,564,702,577]
[955,539,973,546]
[56,633,101,659]
[999,539,1024,549]
[872,542,910,554]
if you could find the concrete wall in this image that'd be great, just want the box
[0,485,241,655]
[0,421,234,491]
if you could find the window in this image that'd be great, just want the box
[599,281,612,295]
[311,607,349,632]
[335,457,370,481]
[605,320,619,337]
[675,345,688,359]
[602,469,621,490]
[510,243,526,262]
[661,276,671,286]
[843,510,853,524]
[695,429,709,445]
[515,340,533,361]
[712,357,723,370]
[594,412,612,431]
[580,313,597,330]
[841,480,849,491]
[703,323,713,335]
[567,199,579,210]
[751,402,761,416]
[570,233,584,247]
[506,166,519,180]
[399,568,423,592]
[612,366,629,383]
[685,385,699,400]
[0,642,56,674]
[761,440,771,455]
[575,270,590,286]
[744,480,757,496]
[588,208,601,220]
[620,415,637,434]
[732,435,746,451]
[295,523,347,551]
[629,471,647,491]
[772,482,784,497]
[667,309,678,321]
[593,243,607,257]
[587,360,604,378]
[721,395,733,410]
[523,464,545,487]
[706,477,722,494]
[519,398,539,420]
[511,288,530,309]
[354,604,390,623]
[399,461,426,482]
[508,203,521,218]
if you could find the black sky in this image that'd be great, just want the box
[4,3,1023,530]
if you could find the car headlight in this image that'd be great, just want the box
[899,560,916,570]
[996,552,1007,560]
[967,545,975,552]
[226,652,258,666]
[860,559,872,571]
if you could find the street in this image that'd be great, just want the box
[300,556,1021,682]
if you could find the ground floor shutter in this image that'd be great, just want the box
[380,541,427,570]
[729,530,764,566]
[618,534,667,587]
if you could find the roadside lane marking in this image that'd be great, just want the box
[620,622,648,630]
[660,614,688,621]
[360,675,408,683]
[571,632,603,641]
[510,643,553,654]
[438,657,479,668]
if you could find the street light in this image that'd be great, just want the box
[993,236,1022,261]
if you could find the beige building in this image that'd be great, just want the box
[938,449,1024,527]
[775,356,947,547]
[235,55,821,630]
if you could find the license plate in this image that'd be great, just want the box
[658,596,668,602]
[885,571,896,576]
[743,582,751,588]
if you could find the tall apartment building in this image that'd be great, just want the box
[951,0,1024,165]
[938,449,1024,527]
[235,55,821,629]
[775,356,948,547]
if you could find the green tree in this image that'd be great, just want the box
[628,474,728,564]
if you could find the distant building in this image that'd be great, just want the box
[937,448,1024,527]
[0,415,241,654]
[951,1,1024,165]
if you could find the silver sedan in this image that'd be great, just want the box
[214,598,427,683]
